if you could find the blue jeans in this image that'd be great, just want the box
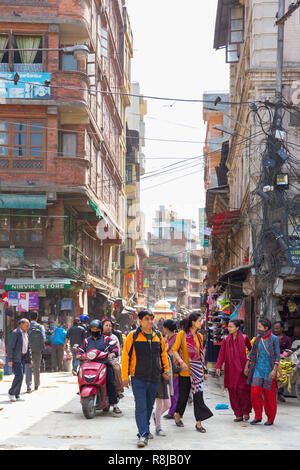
[71,347,79,373]
[131,377,160,438]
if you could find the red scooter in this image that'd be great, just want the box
[77,340,117,419]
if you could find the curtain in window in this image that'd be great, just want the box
[16,36,41,63]
[0,36,8,63]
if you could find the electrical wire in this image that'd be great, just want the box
[0,75,268,106]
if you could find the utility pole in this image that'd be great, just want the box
[256,0,300,320]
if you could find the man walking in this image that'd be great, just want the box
[25,310,46,392]
[121,310,170,448]
[51,323,67,372]
[65,318,86,375]
[7,318,32,401]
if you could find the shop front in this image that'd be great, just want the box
[1,277,81,372]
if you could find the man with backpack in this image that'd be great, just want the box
[121,310,170,448]
[25,311,45,392]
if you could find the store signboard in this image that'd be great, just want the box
[288,245,300,267]
[0,73,51,100]
[4,278,73,291]
[137,269,144,295]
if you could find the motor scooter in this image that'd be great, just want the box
[78,339,117,419]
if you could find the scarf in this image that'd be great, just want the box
[186,331,206,394]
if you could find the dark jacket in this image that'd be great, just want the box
[66,325,86,347]
[78,335,119,358]
[7,327,32,364]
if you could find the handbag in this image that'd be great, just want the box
[173,332,187,372]
[261,337,283,379]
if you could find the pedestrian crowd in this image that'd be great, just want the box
[4,309,300,448]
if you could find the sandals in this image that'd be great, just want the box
[174,413,184,427]
[175,419,184,427]
[195,425,206,433]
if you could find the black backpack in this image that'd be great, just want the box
[28,325,44,352]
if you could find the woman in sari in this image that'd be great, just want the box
[216,319,252,422]
[244,318,280,426]
[172,313,213,433]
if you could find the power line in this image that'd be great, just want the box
[0,75,277,107]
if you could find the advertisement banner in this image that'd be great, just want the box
[137,270,144,295]
[29,292,39,310]
[0,72,51,100]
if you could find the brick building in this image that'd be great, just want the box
[0,0,133,344]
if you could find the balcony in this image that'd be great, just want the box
[54,71,89,124]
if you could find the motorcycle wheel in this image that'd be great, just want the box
[295,378,300,402]
[82,396,96,419]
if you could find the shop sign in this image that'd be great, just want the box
[288,245,300,267]
[137,270,144,295]
[4,279,72,291]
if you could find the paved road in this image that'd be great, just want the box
[0,371,299,450]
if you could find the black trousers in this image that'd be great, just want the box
[106,363,119,405]
[175,375,213,422]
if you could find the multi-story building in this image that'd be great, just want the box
[211,0,300,332]
[144,206,201,311]
[121,82,148,305]
[0,0,133,344]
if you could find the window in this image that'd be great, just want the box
[0,33,43,72]
[126,236,133,254]
[126,164,133,183]
[226,5,244,64]
[61,53,78,71]
[0,120,45,170]
[58,132,77,157]
[228,6,244,44]
[101,28,108,58]
[0,210,44,247]
[127,199,133,217]
[226,43,239,63]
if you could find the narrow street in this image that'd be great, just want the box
[0,371,299,451]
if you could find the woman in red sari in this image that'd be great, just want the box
[216,319,252,422]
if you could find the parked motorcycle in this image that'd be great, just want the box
[77,339,117,419]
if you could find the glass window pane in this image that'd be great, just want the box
[62,53,78,72]
[0,146,8,155]
[0,121,8,131]
[30,123,43,132]
[15,133,26,146]
[30,133,42,146]
[30,147,42,157]
[231,31,243,43]
[62,133,76,156]
[0,132,8,145]
[14,146,26,156]
[15,122,27,132]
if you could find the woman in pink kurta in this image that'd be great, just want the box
[216,319,252,422]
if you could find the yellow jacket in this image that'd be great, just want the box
[171,330,203,377]
[121,329,170,382]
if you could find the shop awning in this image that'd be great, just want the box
[209,210,240,236]
[0,194,47,210]
[4,278,75,291]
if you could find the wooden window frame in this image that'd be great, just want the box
[0,31,47,72]
[0,118,46,171]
